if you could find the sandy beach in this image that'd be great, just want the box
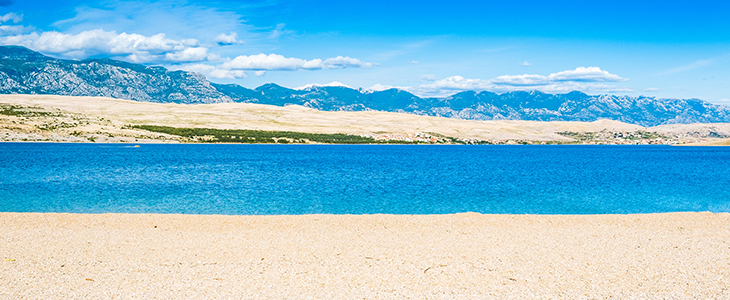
[1,212,729,299]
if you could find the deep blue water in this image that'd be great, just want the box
[1,143,729,215]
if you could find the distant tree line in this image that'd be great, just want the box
[129,125,419,144]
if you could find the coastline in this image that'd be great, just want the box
[3,212,729,298]
[1,139,727,146]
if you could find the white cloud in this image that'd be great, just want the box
[322,56,374,69]
[521,61,531,67]
[645,87,659,92]
[0,12,22,24]
[1,25,373,78]
[0,25,29,36]
[403,67,631,97]
[410,60,419,64]
[548,66,627,82]
[214,32,243,45]
[0,6,373,79]
[0,29,215,63]
[491,74,549,86]
[489,67,625,86]
[221,53,306,71]
[219,53,373,71]
[163,47,211,62]
[425,76,492,91]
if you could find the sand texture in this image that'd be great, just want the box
[2,212,729,299]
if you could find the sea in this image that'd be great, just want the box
[1,143,729,215]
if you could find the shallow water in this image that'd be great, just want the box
[1,143,729,214]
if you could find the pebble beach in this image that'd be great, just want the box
[2,212,729,299]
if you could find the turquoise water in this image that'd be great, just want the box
[1,143,729,215]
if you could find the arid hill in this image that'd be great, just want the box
[1,94,729,145]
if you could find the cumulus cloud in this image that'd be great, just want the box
[403,67,631,97]
[1,12,21,23]
[0,24,373,79]
[492,67,626,87]
[548,66,627,82]
[0,25,28,36]
[0,10,374,79]
[163,47,211,62]
[321,56,374,69]
[521,61,531,67]
[219,53,373,71]
[0,29,215,63]
[214,32,243,45]
[0,13,26,35]
[221,54,306,71]
[425,76,492,91]
[491,74,549,86]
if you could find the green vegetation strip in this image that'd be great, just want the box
[130,125,418,144]
[556,131,597,142]
[0,104,55,117]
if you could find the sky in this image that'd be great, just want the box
[1,0,729,103]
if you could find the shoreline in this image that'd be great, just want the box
[3,211,729,298]
[0,140,716,146]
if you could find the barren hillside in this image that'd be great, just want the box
[1,94,728,145]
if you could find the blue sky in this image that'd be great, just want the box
[1,0,729,102]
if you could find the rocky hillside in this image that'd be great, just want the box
[2,46,729,126]
[0,46,230,104]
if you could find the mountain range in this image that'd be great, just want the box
[1,45,729,127]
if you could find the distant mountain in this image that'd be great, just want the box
[2,46,729,126]
[0,46,230,104]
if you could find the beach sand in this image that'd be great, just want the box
[1,212,729,299]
